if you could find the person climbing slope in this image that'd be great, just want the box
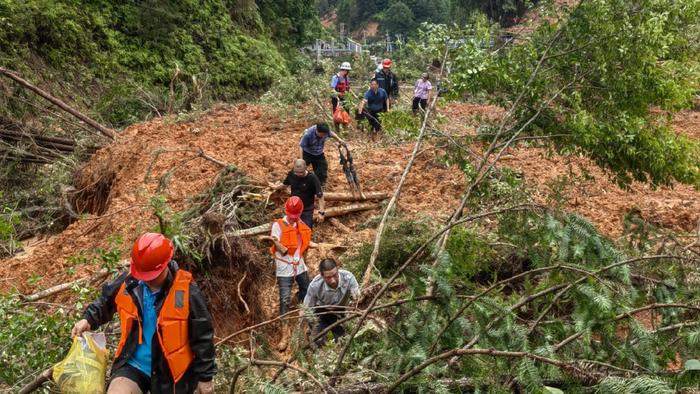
[331,62,352,132]
[358,79,389,135]
[71,233,217,394]
[412,73,432,116]
[374,58,399,108]
[299,122,347,187]
[304,258,361,347]
[269,159,325,229]
[258,196,320,351]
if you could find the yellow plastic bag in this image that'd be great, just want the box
[53,332,109,394]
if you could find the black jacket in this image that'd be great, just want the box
[375,70,400,98]
[83,262,217,393]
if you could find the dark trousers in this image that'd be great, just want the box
[302,151,328,186]
[412,97,428,115]
[331,96,347,112]
[311,308,345,346]
[277,272,310,316]
[300,210,314,229]
[365,109,384,132]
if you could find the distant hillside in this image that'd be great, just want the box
[322,0,533,38]
[0,0,320,128]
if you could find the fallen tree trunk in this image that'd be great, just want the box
[18,367,53,394]
[278,190,388,202]
[323,191,388,202]
[0,129,76,146]
[0,67,116,140]
[22,260,129,302]
[232,202,379,236]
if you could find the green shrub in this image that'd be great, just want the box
[345,215,435,278]
[444,226,494,280]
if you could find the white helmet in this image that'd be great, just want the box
[339,62,352,70]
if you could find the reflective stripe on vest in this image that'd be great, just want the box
[114,270,195,383]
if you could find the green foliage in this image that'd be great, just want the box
[257,0,321,47]
[382,1,417,36]
[379,109,421,140]
[445,226,494,279]
[0,205,20,257]
[449,0,700,187]
[150,195,202,263]
[345,215,435,278]
[0,0,293,128]
[596,376,674,394]
[0,293,79,386]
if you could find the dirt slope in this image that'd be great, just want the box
[443,103,700,238]
[1,101,698,338]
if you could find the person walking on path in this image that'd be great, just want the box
[374,58,399,108]
[71,233,217,394]
[331,62,352,132]
[358,78,389,135]
[270,159,325,228]
[259,196,319,351]
[412,73,432,116]
[299,122,347,187]
[304,258,361,347]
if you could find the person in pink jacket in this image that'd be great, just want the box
[412,73,432,116]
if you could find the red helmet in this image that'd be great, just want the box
[130,233,174,281]
[382,58,392,68]
[284,196,304,219]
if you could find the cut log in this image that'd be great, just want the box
[18,367,53,394]
[232,202,380,236]
[323,191,388,202]
[0,67,116,140]
[278,189,388,202]
[325,201,379,216]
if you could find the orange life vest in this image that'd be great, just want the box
[269,218,311,259]
[114,270,195,383]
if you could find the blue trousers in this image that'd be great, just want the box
[277,272,310,316]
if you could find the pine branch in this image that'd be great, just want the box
[331,204,546,381]
[385,347,592,394]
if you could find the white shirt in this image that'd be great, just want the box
[270,216,308,277]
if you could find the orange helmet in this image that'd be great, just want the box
[285,196,304,220]
[130,233,174,281]
[382,58,392,68]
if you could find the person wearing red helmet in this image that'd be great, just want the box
[259,196,319,350]
[375,58,400,106]
[71,233,216,393]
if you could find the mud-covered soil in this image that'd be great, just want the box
[1,100,698,345]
